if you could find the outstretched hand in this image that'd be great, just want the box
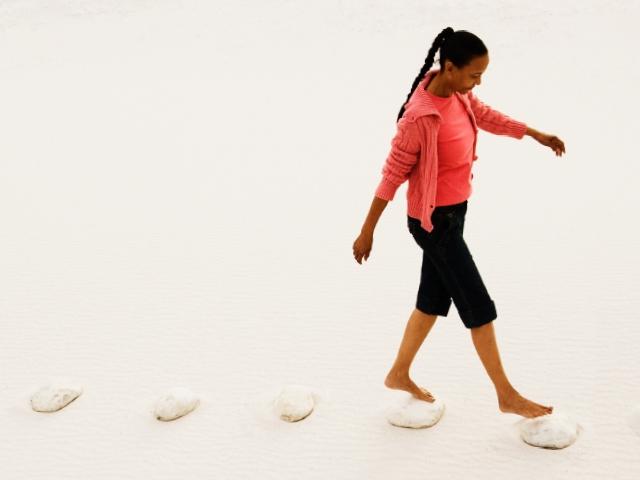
[533,131,566,156]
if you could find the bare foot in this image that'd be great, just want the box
[385,370,435,403]
[498,390,553,418]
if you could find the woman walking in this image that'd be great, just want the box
[352,28,565,419]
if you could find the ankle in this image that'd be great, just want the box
[387,367,409,378]
[496,385,518,400]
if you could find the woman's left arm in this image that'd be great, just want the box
[467,91,566,157]
[525,126,566,157]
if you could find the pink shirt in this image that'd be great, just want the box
[374,69,528,232]
[425,88,475,206]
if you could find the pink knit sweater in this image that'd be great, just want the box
[375,69,528,232]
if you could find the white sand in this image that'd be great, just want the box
[0,0,639,478]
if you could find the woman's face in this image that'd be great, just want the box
[446,54,489,94]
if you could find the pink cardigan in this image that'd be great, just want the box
[375,69,528,232]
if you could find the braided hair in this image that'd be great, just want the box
[396,28,488,122]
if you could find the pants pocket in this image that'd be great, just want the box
[409,214,448,248]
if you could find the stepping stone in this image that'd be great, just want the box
[386,393,445,428]
[154,387,200,421]
[517,410,582,449]
[273,384,315,422]
[31,381,83,412]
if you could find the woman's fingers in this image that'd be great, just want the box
[353,246,363,264]
[547,135,565,156]
[554,137,565,151]
[353,249,369,264]
[353,235,372,264]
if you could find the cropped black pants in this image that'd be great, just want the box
[407,200,497,329]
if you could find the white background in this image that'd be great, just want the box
[1,1,639,478]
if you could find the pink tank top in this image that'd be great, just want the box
[426,90,476,206]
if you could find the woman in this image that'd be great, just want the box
[352,28,565,419]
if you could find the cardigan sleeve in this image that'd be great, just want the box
[467,90,528,139]
[374,117,421,201]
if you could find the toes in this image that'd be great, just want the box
[419,387,434,399]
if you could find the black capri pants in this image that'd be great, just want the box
[407,200,497,329]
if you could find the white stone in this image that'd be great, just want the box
[154,387,200,421]
[517,410,582,449]
[273,384,315,422]
[386,395,445,429]
[30,381,83,412]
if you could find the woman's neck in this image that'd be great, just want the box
[427,73,454,98]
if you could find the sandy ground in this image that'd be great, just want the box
[0,0,639,478]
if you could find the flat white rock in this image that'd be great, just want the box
[154,387,200,421]
[386,395,445,428]
[273,384,315,422]
[31,381,83,412]
[517,411,582,449]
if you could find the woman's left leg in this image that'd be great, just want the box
[384,214,454,402]
[384,308,438,402]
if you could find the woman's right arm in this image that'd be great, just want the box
[373,117,421,202]
[360,196,388,237]
[353,196,387,264]
[366,117,420,231]
[353,118,420,264]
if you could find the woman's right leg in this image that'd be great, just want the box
[412,204,554,417]
[470,321,553,417]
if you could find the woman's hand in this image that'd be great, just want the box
[353,230,373,264]
[530,129,566,156]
